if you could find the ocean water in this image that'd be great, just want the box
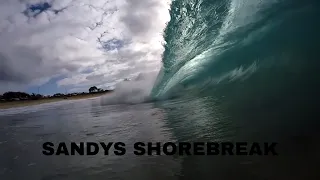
[0,95,319,180]
[1,0,320,179]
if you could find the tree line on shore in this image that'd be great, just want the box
[0,86,112,101]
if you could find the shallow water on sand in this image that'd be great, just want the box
[0,96,319,180]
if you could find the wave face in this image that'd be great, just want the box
[151,0,320,100]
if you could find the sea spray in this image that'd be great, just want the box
[100,72,158,105]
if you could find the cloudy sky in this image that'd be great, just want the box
[0,0,171,95]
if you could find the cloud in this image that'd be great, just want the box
[0,0,171,93]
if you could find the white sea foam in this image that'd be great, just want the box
[100,72,159,105]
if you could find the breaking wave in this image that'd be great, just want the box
[151,0,320,101]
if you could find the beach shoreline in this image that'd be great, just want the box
[0,92,109,110]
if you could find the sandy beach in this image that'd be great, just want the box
[0,92,109,110]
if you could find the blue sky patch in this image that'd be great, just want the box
[101,39,125,51]
[23,2,52,18]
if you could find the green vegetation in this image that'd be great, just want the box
[0,87,113,109]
